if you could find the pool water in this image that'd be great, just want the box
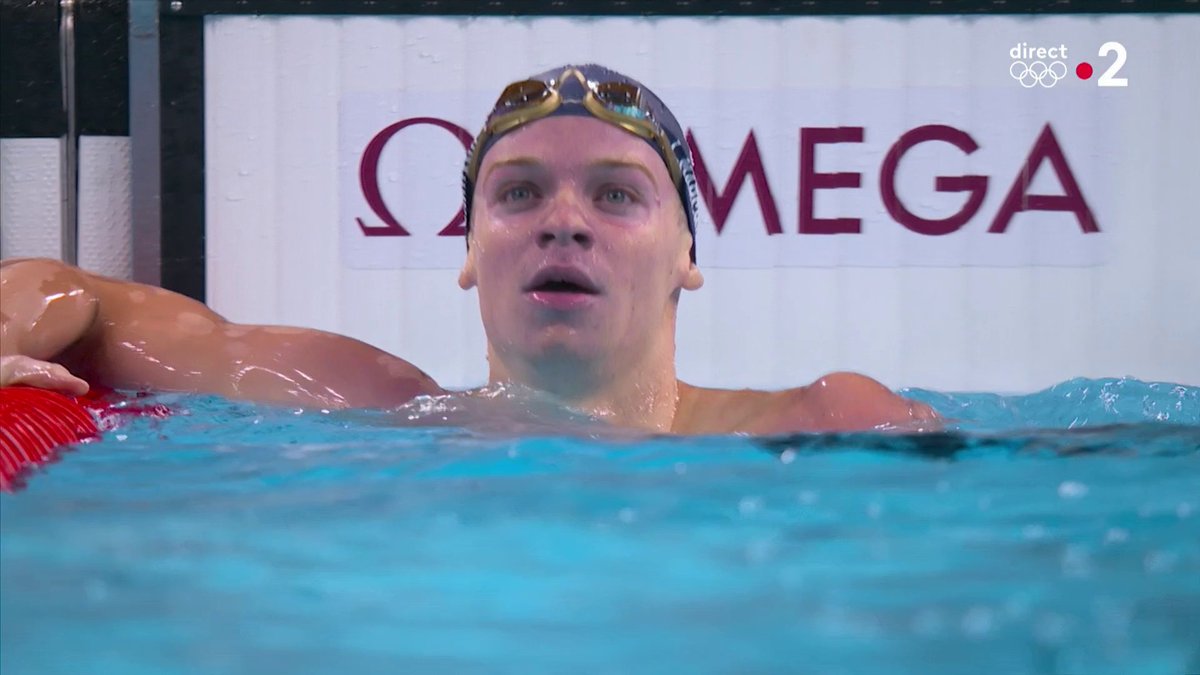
[1,377,1198,674]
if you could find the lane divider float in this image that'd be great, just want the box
[0,386,170,491]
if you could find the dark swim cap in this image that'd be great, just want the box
[462,64,698,261]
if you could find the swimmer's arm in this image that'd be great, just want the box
[1,258,100,360]
[1,258,99,393]
[1,258,442,408]
[748,372,942,434]
[68,318,445,409]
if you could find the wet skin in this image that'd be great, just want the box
[0,117,937,434]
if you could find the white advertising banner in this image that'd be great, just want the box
[207,14,1200,391]
[337,28,1131,270]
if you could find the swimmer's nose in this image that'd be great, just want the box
[537,226,593,251]
[536,193,595,251]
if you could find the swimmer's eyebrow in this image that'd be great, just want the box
[482,158,543,185]
[482,157,659,193]
[587,160,659,194]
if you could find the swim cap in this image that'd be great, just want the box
[462,64,699,261]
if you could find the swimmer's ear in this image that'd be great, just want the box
[682,259,703,291]
[677,234,703,291]
[458,243,478,290]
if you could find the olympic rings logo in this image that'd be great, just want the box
[1010,60,1068,88]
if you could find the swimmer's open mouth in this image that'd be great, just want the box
[525,267,601,295]
[534,280,595,293]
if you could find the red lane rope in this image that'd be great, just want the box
[0,387,98,491]
[0,386,171,492]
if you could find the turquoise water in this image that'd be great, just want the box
[1,377,1198,674]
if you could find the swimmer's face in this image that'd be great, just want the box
[460,116,702,367]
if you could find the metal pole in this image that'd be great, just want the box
[129,0,162,286]
[59,0,78,265]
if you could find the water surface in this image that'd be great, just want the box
[2,377,1197,674]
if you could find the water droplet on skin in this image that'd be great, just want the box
[175,312,216,336]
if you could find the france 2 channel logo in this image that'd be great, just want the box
[1009,41,1129,88]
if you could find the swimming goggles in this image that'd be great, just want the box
[464,67,687,194]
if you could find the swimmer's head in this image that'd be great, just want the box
[463,64,698,262]
[458,68,703,374]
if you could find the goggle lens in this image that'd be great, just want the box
[593,82,650,121]
[494,80,551,114]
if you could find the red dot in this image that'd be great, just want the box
[1076,62,1093,80]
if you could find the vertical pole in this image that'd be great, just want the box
[128,0,161,286]
[59,0,78,265]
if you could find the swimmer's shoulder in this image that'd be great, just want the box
[294,335,447,408]
[672,382,776,434]
[675,372,940,435]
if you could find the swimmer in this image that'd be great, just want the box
[0,64,938,435]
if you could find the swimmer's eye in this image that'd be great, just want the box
[498,184,539,204]
[598,187,636,206]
